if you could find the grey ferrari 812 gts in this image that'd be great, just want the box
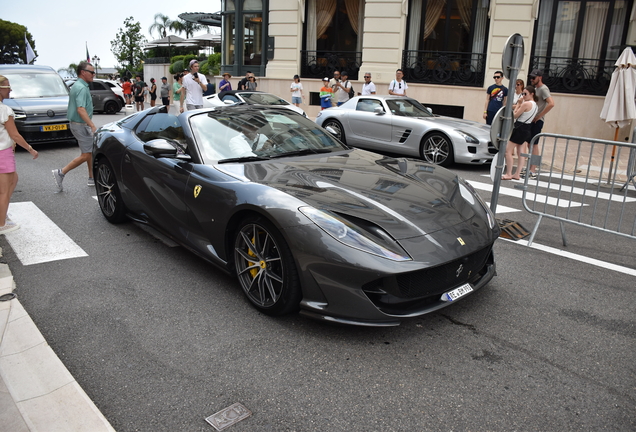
[93,105,499,326]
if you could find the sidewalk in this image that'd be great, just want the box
[0,251,115,431]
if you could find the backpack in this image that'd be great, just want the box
[347,81,355,99]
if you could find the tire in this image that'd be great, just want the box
[322,119,346,145]
[233,216,301,316]
[104,100,119,114]
[95,158,127,223]
[420,132,454,167]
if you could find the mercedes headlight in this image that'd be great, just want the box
[456,130,479,144]
[299,206,411,261]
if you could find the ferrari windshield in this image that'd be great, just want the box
[239,93,289,106]
[2,72,69,98]
[189,108,347,163]
[386,98,433,118]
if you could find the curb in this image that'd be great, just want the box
[0,258,115,432]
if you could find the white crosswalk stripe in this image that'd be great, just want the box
[468,179,586,208]
[5,202,88,266]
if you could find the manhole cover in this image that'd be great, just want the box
[205,402,252,431]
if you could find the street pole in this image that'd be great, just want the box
[490,34,524,214]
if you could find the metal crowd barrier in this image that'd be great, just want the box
[519,132,636,246]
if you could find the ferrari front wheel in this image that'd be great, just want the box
[233,217,301,316]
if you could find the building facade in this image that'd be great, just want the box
[218,0,636,140]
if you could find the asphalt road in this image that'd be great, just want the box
[2,111,635,431]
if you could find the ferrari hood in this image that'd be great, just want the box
[216,150,482,239]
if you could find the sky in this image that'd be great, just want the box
[3,0,221,74]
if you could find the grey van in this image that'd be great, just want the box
[0,64,74,144]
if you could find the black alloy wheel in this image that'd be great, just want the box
[104,100,120,114]
[322,119,346,144]
[421,132,454,167]
[233,217,301,316]
[95,158,127,223]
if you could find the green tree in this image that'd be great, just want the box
[57,62,80,78]
[170,19,205,39]
[111,17,147,74]
[149,13,173,39]
[0,19,37,64]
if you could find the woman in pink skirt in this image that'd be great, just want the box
[0,75,39,234]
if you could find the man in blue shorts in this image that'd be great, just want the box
[52,61,96,191]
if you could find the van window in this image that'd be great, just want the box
[1,72,69,98]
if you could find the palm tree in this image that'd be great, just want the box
[170,18,205,39]
[149,13,173,39]
[57,62,79,78]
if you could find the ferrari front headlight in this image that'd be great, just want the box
[299,206,411,261]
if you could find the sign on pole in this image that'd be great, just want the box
[490,34,524,213]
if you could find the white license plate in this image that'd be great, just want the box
[441,283,473,302]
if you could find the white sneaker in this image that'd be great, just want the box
[88,177,95,187]
[0,221,20,235]
[52,169,64,192]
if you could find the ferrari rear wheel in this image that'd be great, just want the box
[95,158,127,223]
[323,119,346,144]
[233,217,301,316]
[421,132,454,167]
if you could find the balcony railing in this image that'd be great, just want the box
[402,51,486,87]
[529,56,614,96]
[300,51,362,81]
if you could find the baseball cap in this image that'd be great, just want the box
[189,59,198,67]
[322,77,329,81]
[529,69,543,78]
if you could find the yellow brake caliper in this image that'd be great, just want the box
[248,235,263,278]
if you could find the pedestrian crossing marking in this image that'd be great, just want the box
[481,174,636,202]
[468,180,586,208]
[5,202,88,266]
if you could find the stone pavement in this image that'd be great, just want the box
[0,252,115,432]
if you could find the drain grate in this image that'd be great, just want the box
[205,402,252,431]
[497,218,530,240]
[0,293,17,302]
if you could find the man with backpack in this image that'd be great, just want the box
[334,71,353,106]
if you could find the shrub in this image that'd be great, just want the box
[170,60,183,75]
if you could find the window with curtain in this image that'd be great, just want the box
[530,0,632,94]
[406,0,489,54]
[305,0,363,52]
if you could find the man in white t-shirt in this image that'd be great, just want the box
[388,69,408,96]
[180,59,208,111]
[334,71,352,106]
[359,72,376,95]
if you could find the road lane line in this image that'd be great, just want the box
[6,202,88,265]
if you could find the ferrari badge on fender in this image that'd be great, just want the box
[194,185,202,198]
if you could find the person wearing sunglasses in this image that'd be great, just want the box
[513,79,525,104]
[0,75,39,234]
[52,61,96,192]
[502,85,538,181]
[359,73,376,96]
[388,69,407,96]
[483,71,508,125]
